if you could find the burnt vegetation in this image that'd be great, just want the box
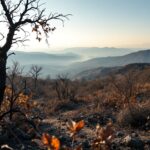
[0,62,150,150]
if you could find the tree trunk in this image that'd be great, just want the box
[0,55,7,106]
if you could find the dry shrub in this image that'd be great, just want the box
[117,102,150,128]
[92,121,115,150]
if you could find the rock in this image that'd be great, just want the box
[116,131,124,137]
[123,135,144,150]
[123,135,132,145]
[131,132,138,137]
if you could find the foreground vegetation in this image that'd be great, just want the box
[0,63,150,150]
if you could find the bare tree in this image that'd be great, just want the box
[29,65,42,90]
[0,0,70,105]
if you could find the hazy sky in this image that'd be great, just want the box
[11,0,150,51]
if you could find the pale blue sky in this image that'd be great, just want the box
[21,0,150,51]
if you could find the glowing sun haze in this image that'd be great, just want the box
[3,0,150,52]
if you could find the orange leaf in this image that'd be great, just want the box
[41,133,60,150]
[75,120,85,132]
[67,120,85,135]
[51,136,60,150]
[41,133,51,146]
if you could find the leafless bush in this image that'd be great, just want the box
[117,102,150,128]
[54,74,78,102]
[109,70,149,108]
[0,62,31,120]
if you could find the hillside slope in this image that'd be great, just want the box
[74,63,150,80]
[67,49,150,76]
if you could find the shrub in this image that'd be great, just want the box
[117,102,150,128]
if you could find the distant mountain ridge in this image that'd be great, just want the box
[7,51,81,78]
[63,47,132,60]
[8,51,81,66]
[67,49,150,76]
[7,49,150,78]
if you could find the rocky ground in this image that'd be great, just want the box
[0,101,150,150]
